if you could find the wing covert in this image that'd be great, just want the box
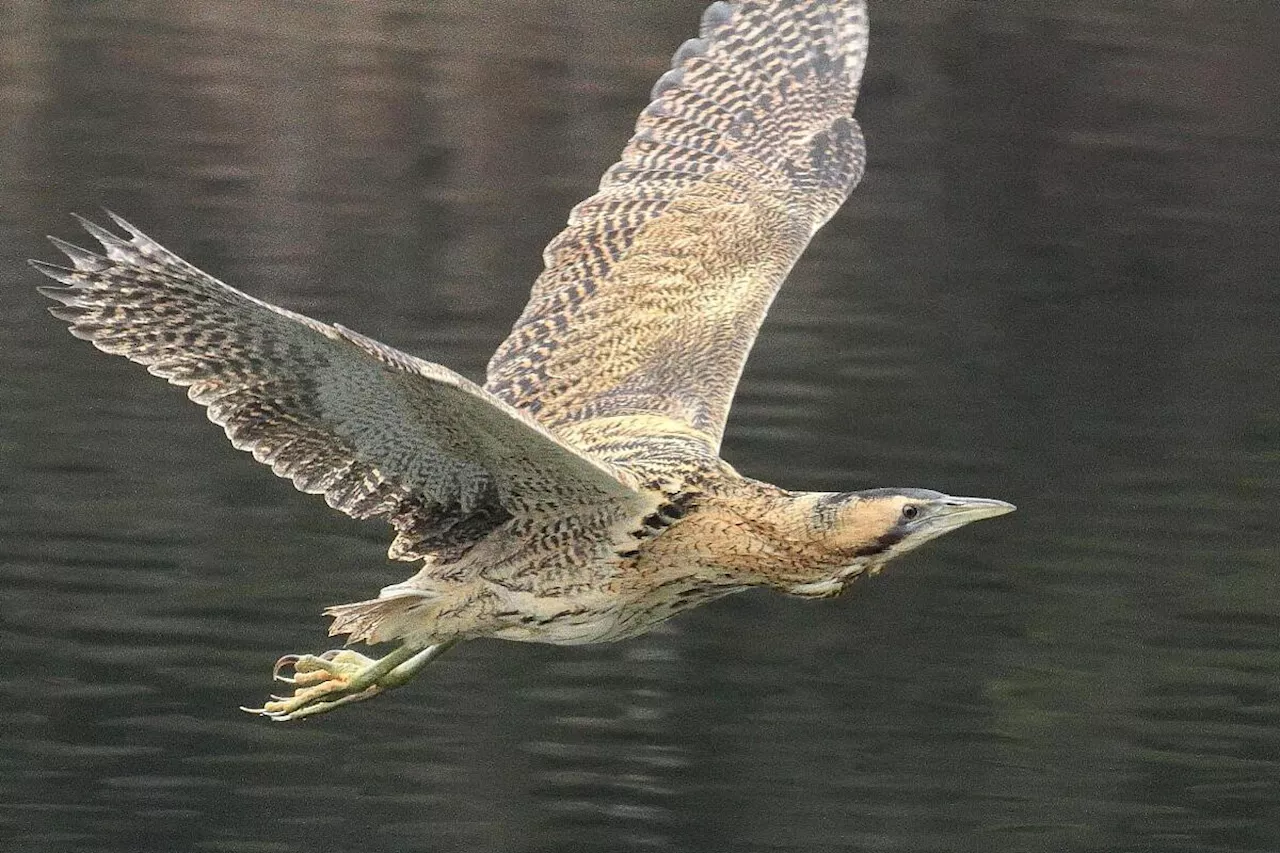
[34,215,645,562]
[485,0,869,460]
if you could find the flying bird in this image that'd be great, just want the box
[33,0,1014,721]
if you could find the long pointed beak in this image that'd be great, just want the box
[937,496,1017,525]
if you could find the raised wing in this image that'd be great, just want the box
[485,0,868,458]
[33,215,645,562]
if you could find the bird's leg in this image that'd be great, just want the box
[241,639,459,721]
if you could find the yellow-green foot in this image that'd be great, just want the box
[241,649,382,721]
[240,640,456,721]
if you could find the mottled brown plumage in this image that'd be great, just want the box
[34,0,1013,721]
[488,0,866,456]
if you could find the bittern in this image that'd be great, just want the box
[33,0,1014,721]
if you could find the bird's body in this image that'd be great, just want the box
[331,468,918,649]
[34,0,1014,720]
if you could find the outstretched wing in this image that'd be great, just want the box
[485,0,868,459]
[33,215,645,562]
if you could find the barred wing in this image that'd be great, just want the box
[485,0,869,458]
[34,215,645,562]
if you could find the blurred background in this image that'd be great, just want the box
[2,1,1278,851]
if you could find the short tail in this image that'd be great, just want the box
[324,594,442,645]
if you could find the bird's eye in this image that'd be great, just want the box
[901,505,920,521]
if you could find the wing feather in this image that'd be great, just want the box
[485,0,869,462]
[34,215,645,562]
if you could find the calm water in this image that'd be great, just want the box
[2,1,1279,851]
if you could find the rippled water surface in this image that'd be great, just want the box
[3,1,1279,851]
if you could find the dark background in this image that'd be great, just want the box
[2,1,1278,851]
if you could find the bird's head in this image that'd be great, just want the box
[785,487,1016,597]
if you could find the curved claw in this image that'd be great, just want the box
[272,655,301,683]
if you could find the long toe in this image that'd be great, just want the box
[242,641,453,721]
[242,649,382,721]
[291,649,375,678]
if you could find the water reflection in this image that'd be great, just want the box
[3,0,1280,851]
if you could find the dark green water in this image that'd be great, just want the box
[2,2,1278,851]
